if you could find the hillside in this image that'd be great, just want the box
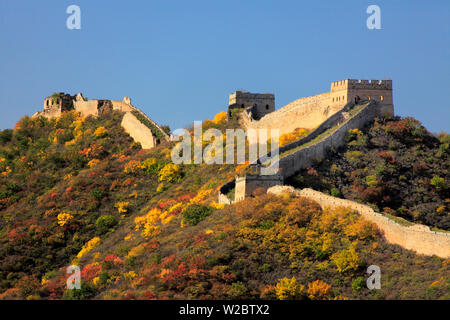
[286,116,450,231]
[0,110,448,300]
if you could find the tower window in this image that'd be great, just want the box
[265,104,269,110]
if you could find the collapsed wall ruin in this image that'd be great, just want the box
[34,93,170,149]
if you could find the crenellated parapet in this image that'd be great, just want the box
[233,78,394,136]
[219,99,387,203]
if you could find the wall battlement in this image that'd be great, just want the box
[228,91,275,120]
[219,100,380,205]
[234,78,393,136]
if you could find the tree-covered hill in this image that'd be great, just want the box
[287,116,450,231]
[0,111,448,300]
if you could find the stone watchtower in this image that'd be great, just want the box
[330,79,394,116]
[228,91,275,120]
[42,93,76,118]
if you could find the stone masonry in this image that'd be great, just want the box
[268,186,450,259]
[35,93,170,149]
[222,99,382,204]
[233,79,393,136]
[228,91,275,120]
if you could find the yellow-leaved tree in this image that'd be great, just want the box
[331,246,361,273]
[306,280,332,300]
[213,111,227,124]
[279,128,309,147]
[275,277,305,300]
[158,164,182,183]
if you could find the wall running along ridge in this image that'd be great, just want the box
[267,186,450,259]
[272,100,380,179]
[219,97,450,259]
[240,91,339,135]
[237,79,393,136]
[35,94,169,149]
[121,112,156,149]
[219,100,381,204]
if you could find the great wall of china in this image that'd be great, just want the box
[219,78,450,258]
[234,79,393,135]
[268,186,450,259]
[32,80,450,258]
[219,98,382,204]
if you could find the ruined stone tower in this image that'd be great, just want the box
[228,91,275,120]
[35,93,170,150]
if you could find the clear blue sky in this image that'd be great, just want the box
[0,0,449,132]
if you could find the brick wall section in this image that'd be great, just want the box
[239,79,393,137]
[268,186,450,259]
[254,100,355,166]
[219,100,381,203]
[125,105,170,141]
[241,92,342,135]
[235,174,283,201]
[272,100,380,178]
[121,112,156,149]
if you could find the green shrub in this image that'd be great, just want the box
[0,129,13,144]
[227,281,247,299]
[90,188,106,201]
[98,271,109,285]
[63,283,96,300]
[259,220,274,230]
[344,150,364,167]
[115,245,130,256]
[141,158,164,175]
[182,204,214,226]
[96,215,118,233]
[330,187,341,197]
[430,176,446,189]
[125,256,136,266]
[48,153,67,169]
[352,277,365,292]
[440,134,450,144]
